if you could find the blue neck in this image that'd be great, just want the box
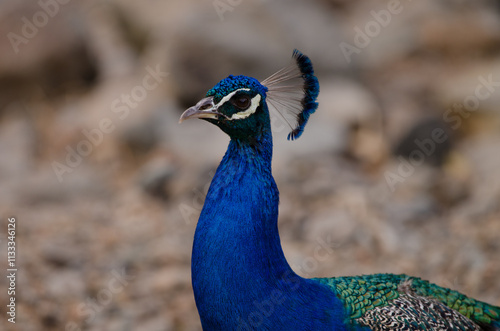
[192,132,292,285]
[191,131,351,330]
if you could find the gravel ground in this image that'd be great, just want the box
[0,0,499,330]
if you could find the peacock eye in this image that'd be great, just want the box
[231,95,251,110]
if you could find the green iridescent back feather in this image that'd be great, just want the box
[313,274,500,330]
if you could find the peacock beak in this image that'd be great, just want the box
[179,97,225,123]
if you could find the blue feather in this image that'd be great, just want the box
[207,74,267,103]
[287,49,320,140]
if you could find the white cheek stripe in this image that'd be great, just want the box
[229,94,261,120]
[213,88,261,121]
[215,88,251,108]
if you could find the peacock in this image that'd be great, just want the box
[179,50,500,330]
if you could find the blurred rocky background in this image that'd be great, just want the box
[0,0,499,330]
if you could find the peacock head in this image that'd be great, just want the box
[180,50,320,141]
[179,75,271,141]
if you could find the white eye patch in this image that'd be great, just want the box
[215,88,262,121]
[215,88,250,108]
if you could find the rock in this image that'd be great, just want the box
[393,117,454,166]
[167,0,346,108]
[0,115,35,180]
[435,59,500,131]
[44,270,86,299]
[419,3,500,55]
[137,156,177,200]
[318,78,387,167]
[0,1,98,108]
[119,116,163,157]
[340,0,438,68]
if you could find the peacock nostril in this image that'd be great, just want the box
[199,103,212,110]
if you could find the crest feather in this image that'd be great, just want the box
[261,49,319,140]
